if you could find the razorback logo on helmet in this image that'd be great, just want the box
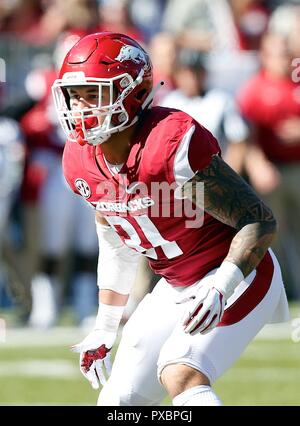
[52,32,153,146]
[115,45,147,67]
[75,178,91,199]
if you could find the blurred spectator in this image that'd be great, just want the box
[229,0,270,51]
[0,115,25,312]
[161,0,264,94]
[268,3,300,57]
[20,34,99,328]
[162,0,269,52]
[237,32,300,298]
[160,48,249,172]
[128,0,166,43]
[149,32,177,105]
[98,0,144,43]
[161,0,215,52]
[0,0,43,44]
[268,3,298,36]
[37,0,99,46]
[0,0,99,46]
[0,0,100,112]
[0,117,24,222]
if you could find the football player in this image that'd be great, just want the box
[52,32,289,406]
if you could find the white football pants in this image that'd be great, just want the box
[98,250,289,406]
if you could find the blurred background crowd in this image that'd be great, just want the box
[1,0,300,329]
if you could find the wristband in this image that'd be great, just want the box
[94,303,125,333]
[213,261,244,299]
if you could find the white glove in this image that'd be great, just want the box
[71,329,117,390]
[177,261,244,336]
[177,285,225,335]
[71,302,125,389]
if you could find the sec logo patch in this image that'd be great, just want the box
[75,178,91,199]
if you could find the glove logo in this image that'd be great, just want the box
[75,178,91,199]
[81,345,110,373]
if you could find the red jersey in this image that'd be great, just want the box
[63,107,236,286]
[237,71,300,163]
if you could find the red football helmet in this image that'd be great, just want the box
[52,32,153,145]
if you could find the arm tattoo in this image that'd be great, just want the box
[184,155,277,277]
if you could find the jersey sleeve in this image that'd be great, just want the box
[165,119,221,186]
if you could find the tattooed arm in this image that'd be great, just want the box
[185,154,277,278]
[178,153,277,335]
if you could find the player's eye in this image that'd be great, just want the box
[70,94,87,105]
[88,94,99,101]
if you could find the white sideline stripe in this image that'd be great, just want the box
[0,323,293,348]
[0,326,122,348]
[0,362,298,382]
[221,366,300,382]
[0,360,78,378]
[1,327,90,347]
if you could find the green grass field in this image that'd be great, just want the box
[0,306,300,406]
